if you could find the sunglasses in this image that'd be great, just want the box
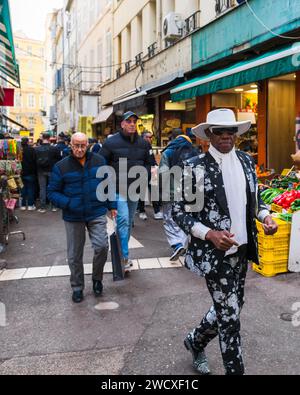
[209,127,238,136]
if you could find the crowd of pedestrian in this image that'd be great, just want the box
[17,108,280,375]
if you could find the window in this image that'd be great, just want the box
[97,39,103,83]
[28,94,36,108]
[28,116,35,127]
[105,31,112,80]
[40,95,45,110]
[27,75,33,86]
[27,46,32,55]
[15,92,22,107]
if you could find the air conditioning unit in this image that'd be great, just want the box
[162,12,184,41]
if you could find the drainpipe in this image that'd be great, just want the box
[156,0,162,52]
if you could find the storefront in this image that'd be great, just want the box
[158,93,197,146]
[92,106,114,143]
[171,43,300,173]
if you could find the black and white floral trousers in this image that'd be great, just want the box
[191,246,248,375]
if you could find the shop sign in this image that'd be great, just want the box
[0,88,14,106]
[19,130,30,137]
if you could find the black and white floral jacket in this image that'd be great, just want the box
[172,150,269,278]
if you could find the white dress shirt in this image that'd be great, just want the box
[192,146,248,255]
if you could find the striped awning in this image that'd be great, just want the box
[0,0,19,86]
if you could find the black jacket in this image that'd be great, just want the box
[172,151,269,278]
[21,145,37,177]
[35,144,61,173]
[100,131,153,193]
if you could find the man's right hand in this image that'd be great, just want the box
[205,230,239,252]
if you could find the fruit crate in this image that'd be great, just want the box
[256,218,291,236]
[252,260,288,277]
[271,203,283,213]
[257,233,290,249]
[258,245,289,262]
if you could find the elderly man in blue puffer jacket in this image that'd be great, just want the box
[48,133,117,304]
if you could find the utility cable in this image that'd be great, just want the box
[245,0,300,40]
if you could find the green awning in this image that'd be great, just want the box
[0,0,19,86]
[171,43,300,102]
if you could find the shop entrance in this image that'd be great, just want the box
[212,84,258,161]
[268,74,296,173]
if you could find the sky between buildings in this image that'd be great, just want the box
[9,0,63,41]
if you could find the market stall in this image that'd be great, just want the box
[255,167,300,277]
[0,138,25,249]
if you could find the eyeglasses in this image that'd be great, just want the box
[72,144,87,149]
[209,127,238,136]
[125,119,137,124]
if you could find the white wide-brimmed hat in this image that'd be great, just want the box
[192,109,252,141]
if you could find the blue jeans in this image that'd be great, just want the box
[21,175,36,206]
[116,194,138,260]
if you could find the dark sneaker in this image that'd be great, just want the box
[93,280,103,297]
[184,334,211,375]
[72,290,84,304]
[170,245,186,262]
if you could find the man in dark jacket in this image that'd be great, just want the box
[100,111,152,269]
[137,131,163,221]
[20,138,37,211]
[35,133,61,213]
[48,133,117,303]
[172,109,278,375]
[56,132,69,159]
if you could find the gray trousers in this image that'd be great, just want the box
[162,203,187,249]
[65,215,108,291]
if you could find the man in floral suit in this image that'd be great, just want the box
[172,109,278,376]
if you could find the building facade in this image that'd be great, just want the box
[51,0,300,171]
[50,0,113,137]
[9,33,46,141]
[170,0,300,172]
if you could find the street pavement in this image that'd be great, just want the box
[0,208,300,375]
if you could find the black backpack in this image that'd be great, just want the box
[169,145,199,169]
[36,149,50,169]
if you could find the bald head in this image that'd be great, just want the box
[71,133,88,160]
[71,133,88,145]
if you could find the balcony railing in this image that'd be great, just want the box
[184,10,201,35]
[148,42,157,59]
[215,0,235,16]
[125,61,131,73]
[116,68,121,79]
[135,52,143,66]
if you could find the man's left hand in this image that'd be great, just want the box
[263,216,278,236]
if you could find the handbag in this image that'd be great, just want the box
[7,177,17,191]
[110,219,125,281]
[4,198,17,210]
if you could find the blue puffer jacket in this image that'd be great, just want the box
[47,152,116,222]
